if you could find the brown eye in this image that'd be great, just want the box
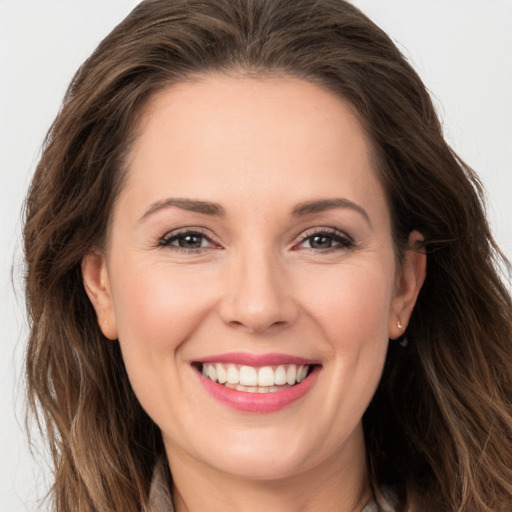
[309,235,334,249]
[158,230,215,250]
[177,233,205,248]
[298,229,354,251]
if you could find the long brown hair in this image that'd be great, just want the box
[23,1,512,510]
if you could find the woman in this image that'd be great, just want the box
[23,0,512,511]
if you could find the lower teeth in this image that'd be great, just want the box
[223,382,292,393]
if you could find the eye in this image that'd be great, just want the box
[157,229,217,251]
[296,228,354,251]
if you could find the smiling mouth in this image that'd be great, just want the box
[194,362,315,393]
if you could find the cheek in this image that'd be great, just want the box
[107,260,219,421]
[111,261,213,350]
[311,261,395,413]
[108,259,220,404]
[297,258,394,412]
[300,261,395,348]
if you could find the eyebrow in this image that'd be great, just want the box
[292,198,372,227]
[139,196,371,226]
[139,198,226,221]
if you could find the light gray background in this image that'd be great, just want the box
[1,1,511,511]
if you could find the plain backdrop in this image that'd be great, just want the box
[1,1,511,511]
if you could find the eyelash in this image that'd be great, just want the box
[157,229,218,252]
[294,228,355,252]
[156,227,355,253]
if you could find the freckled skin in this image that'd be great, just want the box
[83,75,425,512]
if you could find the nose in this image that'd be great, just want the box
[219,248,299,334]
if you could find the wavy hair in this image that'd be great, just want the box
[23,0,512,510]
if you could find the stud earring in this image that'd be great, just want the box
[397,320,403,329]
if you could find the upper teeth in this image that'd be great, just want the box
[202,363,310,387]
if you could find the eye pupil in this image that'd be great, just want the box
[178,234,203,248]
[310,235,332,249]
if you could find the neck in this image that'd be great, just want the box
[165,429,371,512]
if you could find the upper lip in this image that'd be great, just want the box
[192,352,320,367]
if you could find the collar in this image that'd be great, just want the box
[148,457,174,512]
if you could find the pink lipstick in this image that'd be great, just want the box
[193,352,321,413]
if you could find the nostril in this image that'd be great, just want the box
[219,276,299,333]
[226,318,290,335]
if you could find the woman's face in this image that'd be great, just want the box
[84,75,424,483]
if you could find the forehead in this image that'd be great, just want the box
[137,74,371,161]
[120,74,387,222]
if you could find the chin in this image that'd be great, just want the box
[205,445,314,481]
[166,418,356,483]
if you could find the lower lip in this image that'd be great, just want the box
[196,366,320,413]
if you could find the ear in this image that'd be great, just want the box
[388,231,426,339]
[82,249,118,340]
